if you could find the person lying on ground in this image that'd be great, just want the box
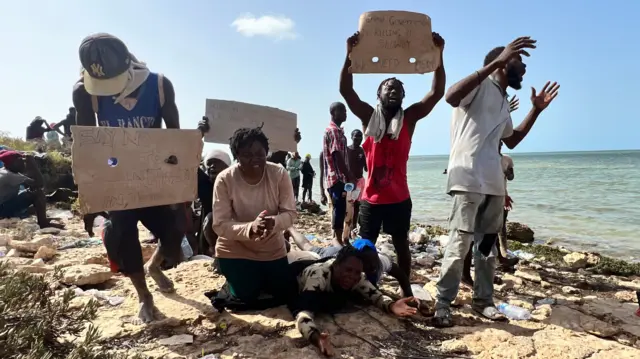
[287,228,413,297]
[211,126,298,308]
[290,245,417,357]
[0,150,64,229]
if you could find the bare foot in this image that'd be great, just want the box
[136,300,157,323]
[145,264,175,293]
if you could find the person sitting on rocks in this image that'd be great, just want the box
[26,116,53,141]
[287,227,413,297]
[0,150,63,229]
[290,245,417,357]
[198,147,232,256]
[211,126,298,308]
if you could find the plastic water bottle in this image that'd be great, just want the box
[181,236,193,259]
[497,303,531,320]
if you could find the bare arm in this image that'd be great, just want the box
[272,169,297,232]
[502,107,541,149]
[404,34,446,127]
[72,82,97,127]
[445,61,501,108]
[52,122,66,136]
[211,175,253,240]
[339,33,374,128]
[161,76,180,129]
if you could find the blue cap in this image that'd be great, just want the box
[79,33,131,96]
[352,239,377,253]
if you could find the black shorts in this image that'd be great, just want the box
[359,198,412,243]
[102,205,184,274]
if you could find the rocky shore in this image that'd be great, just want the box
[2,207,640,358]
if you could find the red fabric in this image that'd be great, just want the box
[100,227,119,273]
[322,121,348,188]
[0,150,22,167]
[635,307,640,317]
[362,124,411,204]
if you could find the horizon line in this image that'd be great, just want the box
[411,148,640,157]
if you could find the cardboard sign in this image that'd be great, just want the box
[349,11,440,74]
[204,99,298,152]
[71,126,203,214]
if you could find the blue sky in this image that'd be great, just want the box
[1,0,637,156]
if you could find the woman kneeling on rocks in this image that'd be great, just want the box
[289,245,418,357]
[211,126,298,308]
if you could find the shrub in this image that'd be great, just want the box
[0,264,134,359]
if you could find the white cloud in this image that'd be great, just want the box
[231,14,299,41]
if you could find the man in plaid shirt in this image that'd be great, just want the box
[322,102,353,246]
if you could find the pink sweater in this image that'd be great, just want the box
[212,162,297,261]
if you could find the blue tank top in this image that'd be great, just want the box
[96,72,162,128]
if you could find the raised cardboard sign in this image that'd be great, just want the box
[349,11,440,74]
[204,99,298,152]
[71,126,203,214]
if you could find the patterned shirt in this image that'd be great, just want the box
[292,259,393,340]
[322,122,348,188]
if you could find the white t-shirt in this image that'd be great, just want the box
[447,77,513,196]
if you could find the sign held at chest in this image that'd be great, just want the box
[349,11,440,74]
[70,126,203,214]
[204,99,298,152]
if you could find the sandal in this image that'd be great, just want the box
[472,304,507,321]
[433,307,454,328]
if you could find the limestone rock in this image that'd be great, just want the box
[586,252,601,266]
[31,258,45,267]
[615,291,639,303]
[0,233,9,246]
[547,306,621,338]
[5,248,23,257]
[61,264,113,286]
[18,265,52,274]
[441,339,468,354]
[35,227,62,235]
[564,252,588,269]
[8,235,56,253]
[562,286,580,294]
[506,222,535,243]
[34,246,57,260]
[514,268,542,283]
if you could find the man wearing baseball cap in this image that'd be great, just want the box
[72,33,182,323]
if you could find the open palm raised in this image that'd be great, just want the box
[531,81,560,110]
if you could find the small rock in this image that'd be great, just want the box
[564,252,588,269]
[614,291,639,303]
[562,286,580,294]
[585,253,601,267]
[34,246,57,261]
[508,299,535,310]
[6,248,22,257]
[8,235,55,253]
[506,222,535,243]
[35,227,61,235]
[415,255,436,268]
[31,258,45,267]
[18,265,52,274]
[531,304,553,320]
[514,268,542,283]
[157,334,193,346]
[61,264,113,286]
[441,339,468,353]
[541,280,553,289]
[0,234,9,246]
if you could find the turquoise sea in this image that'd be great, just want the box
[311,150,640,260]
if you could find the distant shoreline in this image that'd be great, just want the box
[410,149,640,158]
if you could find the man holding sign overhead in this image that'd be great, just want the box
[339,19,446,281]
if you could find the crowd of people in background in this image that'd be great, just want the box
[0,30,561,356]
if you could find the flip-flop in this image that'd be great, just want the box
[472,305,507,321]
[433,307,454,328]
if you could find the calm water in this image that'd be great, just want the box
[310,150,640,260]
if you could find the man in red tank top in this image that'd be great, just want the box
[338,31,447,279]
